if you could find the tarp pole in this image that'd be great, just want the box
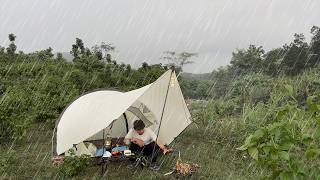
[151,68,174,162]
[123,112,129,133]
[101,123,105,175]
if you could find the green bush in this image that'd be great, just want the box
[192,99,239,126]
[228,73,272,104]
[192,102,217,126]
[238,94,320,179]
[0,54,166,143]
[58,150,91,177]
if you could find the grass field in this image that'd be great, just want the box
[1,115,266,180]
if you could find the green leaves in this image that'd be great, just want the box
[248,147,259,160]
[237,135,253,151]
[278,151,290,161]
[276,107,289,120]
[237,93,320,179]
[59,153,91,177]
[253,129,265,139]
[305,148,320,159]
[279,142,293,151]
[237,129,266,151]
[0,57,167,143]
[306,96,319,114]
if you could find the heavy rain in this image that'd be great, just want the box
[1,0,320,179]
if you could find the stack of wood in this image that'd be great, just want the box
[175,159,200,176]
[52,155,64,166]
[164,152,200,177]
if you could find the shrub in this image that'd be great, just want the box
[192,99,239,126]
[228,73,272,104]
[238,94,320,179]
[58,150,91,177]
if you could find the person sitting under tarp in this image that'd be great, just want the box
[124,120,172,170]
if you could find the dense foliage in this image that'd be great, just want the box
[0,37,166,143]
[1,25,320,179]
[238,93,320,179]
[57,150,91,177]
[191,66,320,179]
[181,26,320,99]
[188,26,320,179]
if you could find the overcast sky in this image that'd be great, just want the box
[0,0,319,73]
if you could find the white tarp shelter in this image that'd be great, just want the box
[54,69,191,155]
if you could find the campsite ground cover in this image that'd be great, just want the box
[1,68,320,179]
[0,59,267,179]
[0,109,264,180]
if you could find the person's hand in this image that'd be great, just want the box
[131,138,144,147]
[163,148,173,155]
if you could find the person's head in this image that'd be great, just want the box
[133,120,145,135]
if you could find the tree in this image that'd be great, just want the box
[8,33,16,42]
[94,51,103,60]
[6,33,17,57]
[106,54,112,63]
[263,48,285,76]
[125,64,131,73]
[281,33,309,75]
[308,26,320,68]
[161,51,197,74]
[92,42,115,63]
[142,62,149,69]
[70,38,86,60]
[119,63,126,70]
[210,66,234,99]
[0,46,5,54]
[45,47,54,58]
[84,48,92,57]
[76,38,85,54]
[230,45,265,75]
[56,52,64,61]
[31,47,54,61]
[70,44,80,60]
[100,42,115,56]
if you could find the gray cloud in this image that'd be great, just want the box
[1,0,319,73]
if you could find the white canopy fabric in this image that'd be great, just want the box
[56,70,191,155]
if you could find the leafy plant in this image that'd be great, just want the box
[238,94,320,179]
[58,150,91,177]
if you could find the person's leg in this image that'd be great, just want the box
[142,142,161,170]
[129,143,143,153]
[143,142,160,162]
[127,143,148,169]
[128,143,143,162]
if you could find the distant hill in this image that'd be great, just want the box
[181,72,214,81]
[61,52,73,61]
